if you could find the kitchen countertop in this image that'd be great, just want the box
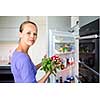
[0,64,11,66]
[0,64,11,69]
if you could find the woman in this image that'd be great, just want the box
[11,21,53,83]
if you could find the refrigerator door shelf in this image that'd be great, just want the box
[56,63,75,83]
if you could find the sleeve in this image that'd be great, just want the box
[16,54,37,83]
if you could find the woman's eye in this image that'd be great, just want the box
[26,32,37,36]
[33,33,37,36]
[27,32,31,34]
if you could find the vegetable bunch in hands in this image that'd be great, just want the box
[41,55,64,76]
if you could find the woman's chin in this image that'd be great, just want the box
[28,42,34,46]
[26,40,35,46]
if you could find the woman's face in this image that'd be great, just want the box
[19,23,37,46]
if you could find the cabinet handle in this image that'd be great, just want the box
[76,34,98,40]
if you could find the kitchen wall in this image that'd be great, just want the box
[48,16,71,31]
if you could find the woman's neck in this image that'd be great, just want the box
[16,41,29,54]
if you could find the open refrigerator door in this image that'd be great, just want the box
[48,29,79,83]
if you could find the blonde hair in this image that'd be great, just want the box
[19,21,38,33]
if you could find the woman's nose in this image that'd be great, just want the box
[30,33,34,38]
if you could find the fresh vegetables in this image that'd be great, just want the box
[41,55,63,76]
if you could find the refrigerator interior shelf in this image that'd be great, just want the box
[54,41,75,44]
[54,38,75,43]
[56,63,75,83]
[58,51,75,55]
[54,50,75,56]
[53,35,75,43]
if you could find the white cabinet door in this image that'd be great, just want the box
[0,28,19,41]
[0,16,27,28]
[0,16,27,42]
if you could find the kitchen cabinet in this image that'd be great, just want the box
[79,19,99,36]
[0,16,27,42]
[0,28,19,42]
[0,65,14,83]
[79,18,99,83]
[79,16,99,28]
[0,16,27,27]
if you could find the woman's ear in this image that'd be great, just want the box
[18,32,23,38]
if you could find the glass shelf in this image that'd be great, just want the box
[53,35,75,43]
[55,49,75,54]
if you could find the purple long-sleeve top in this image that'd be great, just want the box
[11,50,37,83]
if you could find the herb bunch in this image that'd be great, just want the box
[41,55,63,76]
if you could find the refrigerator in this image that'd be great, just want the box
[48,29,79,83]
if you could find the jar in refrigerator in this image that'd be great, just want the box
[61,64,64,70]
[67,57,74,65]
[66,77,71,83]
[63,44,68,53]
[59,76,63,83]
[71,57,74,64]
[59,46,63,53]
[67,57,72,65]
[55,77,59,83]
[70,45,75,52]
[62,58,67,68]
[66,76,74,83]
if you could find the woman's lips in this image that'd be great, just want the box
[29,40,35,43]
